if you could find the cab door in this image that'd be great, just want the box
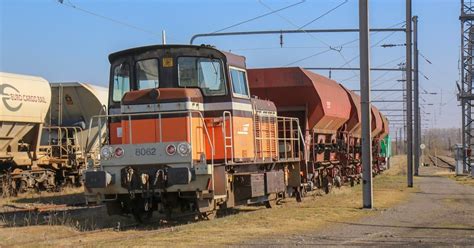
[229,67,255,162]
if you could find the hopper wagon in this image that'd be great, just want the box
[371,106,384,175]
[247,67,353,193]
[41,82,108,186]
[376,112,390,172]
[0,72,52,196]
[0,72,108,196]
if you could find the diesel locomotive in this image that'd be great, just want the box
[84,44,389,221]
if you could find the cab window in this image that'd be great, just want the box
[177,57,226,96]
[230,68,249,97]
[136,58,159,89]
[112,63,130,102]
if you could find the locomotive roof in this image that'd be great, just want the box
[108,44,246,68]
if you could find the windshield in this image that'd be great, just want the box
[136,58,159,89]
[177,57,226,96]
[112,63,130,102]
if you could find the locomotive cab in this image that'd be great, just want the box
[84,45,303,221]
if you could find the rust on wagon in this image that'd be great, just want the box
[371,106,383,137]
[340,84,362,138]
[379,112,390,139]
[247,67,351,134]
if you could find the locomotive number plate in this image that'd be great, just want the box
[135,147,157,156]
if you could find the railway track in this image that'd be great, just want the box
[428,155,455,171]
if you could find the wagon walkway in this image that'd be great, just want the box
[243,166,474,247]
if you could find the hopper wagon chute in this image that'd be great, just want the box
[247,67,352,192]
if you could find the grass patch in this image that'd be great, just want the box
[0,186,84,206]
[0,156,415,247]
[446,174,474,187]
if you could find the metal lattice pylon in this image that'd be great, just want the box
[460,0,474,175]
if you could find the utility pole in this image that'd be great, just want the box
[406,0,414,187]
[413,16,420,176]
[419,106,422,164]
[460,0,474,176]
[359,0,372,209]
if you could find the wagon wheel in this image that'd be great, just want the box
[350,177,355,187]
[295,191,302,202]
[18,180,28,194]
[295,187,304,202]
[322,177,331,194]
[1,175,17,197]
[334,176,342,188]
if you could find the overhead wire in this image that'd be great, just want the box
[256,0,355,72]
[338,29,401,68]
[284,20,405,68]
[57,0,162,37]
[297,0,349,30]
[258,0,332,47]
[212,0,305,33]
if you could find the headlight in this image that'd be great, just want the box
[166,144,176,155]
[100,146,113,159]
[177,143,190,156]
[114,147,124,158]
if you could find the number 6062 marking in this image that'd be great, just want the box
[135,148,156,156]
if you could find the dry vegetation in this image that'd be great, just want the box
[0,156,415,247]
[0,187,84,207]
[433,171,474,187]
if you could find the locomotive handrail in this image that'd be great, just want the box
[87,110,215,167]
[222,111,234,164]
[275,116,303,161]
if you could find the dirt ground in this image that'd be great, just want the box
[241,165,474,247]
[1,156,471,247]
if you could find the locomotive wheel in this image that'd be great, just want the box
[196,198,218,220]
[132,208,153,223]
[130,198,154,223]
[199,210,217,220]
[264,198,278,209]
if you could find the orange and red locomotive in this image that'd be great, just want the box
[84,44,389,221]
